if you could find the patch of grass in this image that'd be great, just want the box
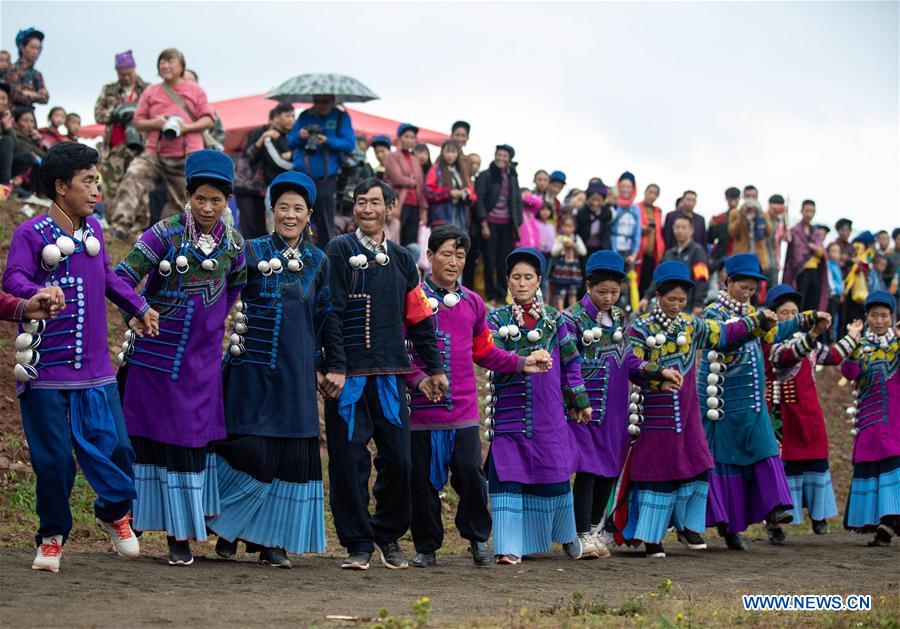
[0,472,107,547]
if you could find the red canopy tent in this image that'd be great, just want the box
[80,93,450,152]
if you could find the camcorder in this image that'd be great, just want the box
[111,103,143,151]
[303,124,324,153]
[162,115,184,141]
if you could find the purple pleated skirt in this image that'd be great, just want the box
[706,455,793,534]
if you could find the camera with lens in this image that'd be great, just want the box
[303,124,324,153]
[112,103,144,151]
[162,115,184,141]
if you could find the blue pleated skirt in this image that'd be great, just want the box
[131,437,219,541]
[784,459,838,523]
[844,456,900,531]
[487,459,576,557]
[206,436,325,554]
[621,472,709,544]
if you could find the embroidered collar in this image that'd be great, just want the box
[184,210,226,253]
[272,231,305,261]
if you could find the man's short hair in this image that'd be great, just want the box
[157,48,186,76]
[646,183,660,193]
[353,178,397,207]
[269,102,294,120]
[725,187,741,199]
[451,120,470,134]
[769,194,785,204]
[13,106,34,123]
[683,189,697,197]
[673,214,694,227]
[801,199,816,208]
[40,143,99,199]
[66,112,81,121]
[428,224,471,254]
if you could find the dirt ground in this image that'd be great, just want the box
[0,532,897,627]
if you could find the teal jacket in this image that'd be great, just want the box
[699,305,814,465]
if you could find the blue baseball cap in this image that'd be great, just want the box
[185,149,234,187]
[765,284,803,309]
[724,253,768,282]
[653,260,695,288]
[506,247,546,277]
[585,250,625,279]
[865,290,896,313]
[549,170,567,184]
[397,123,419,137]
[269,171,317,208]
[371,134,392,149]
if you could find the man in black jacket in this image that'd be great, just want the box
[472,144,522,303]
[232,102,294,238]
[576,181,613,261]
[640,215,710,314]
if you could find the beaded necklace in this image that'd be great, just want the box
[863,327,895,351]
[716,289,750,316]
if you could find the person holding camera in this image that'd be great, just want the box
[109,48,215,241]
[93,50,148,209]
[287,94,356,247]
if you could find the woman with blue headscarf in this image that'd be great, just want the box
[207,172,344,568]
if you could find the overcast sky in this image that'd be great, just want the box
[2,1,898,229]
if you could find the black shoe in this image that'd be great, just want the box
[867,524,893,548]
[645,542,665,558]
[259,547,291,568]
[767,526,786,546]
[676,530,707,550]
[375,540,408,569]
[470,540,492,567]
[411,552,437,568]
[215,536,238,559]
[167,537,193,566]
[340,551,372,570]
[766,508,793,526]
[811,520,828,535]
[724,532,746,551]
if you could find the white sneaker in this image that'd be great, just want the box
[98,517,140,558]
[32,535,63,573]
[576,532,601,559]
[591,531,612,558]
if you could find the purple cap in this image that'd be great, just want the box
[115,50,136,69]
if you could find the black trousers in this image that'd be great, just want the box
[483,222,514,302]
[313,175,338,249]
[463,229,482,290]
[572,473,616,534]
[324,375,411,554]
[236,192,267,240]
[410,426,491,554]
[399,204,420,246]
[796,268,822,313]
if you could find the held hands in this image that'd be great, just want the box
[317,372,346,399]
[129,308,160,338]
[524,349,553,373]
[810,311,832,337]
[760,309,779,330]
[418,373,450,403]
[660,368,684,390]
[23,286,66,320]
[573,406,593,424]
[846,319,863,341]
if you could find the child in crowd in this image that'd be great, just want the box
[870,255,889,292]
[65,113,81,141]
[826,242,844,343]
[550,215,587,310]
